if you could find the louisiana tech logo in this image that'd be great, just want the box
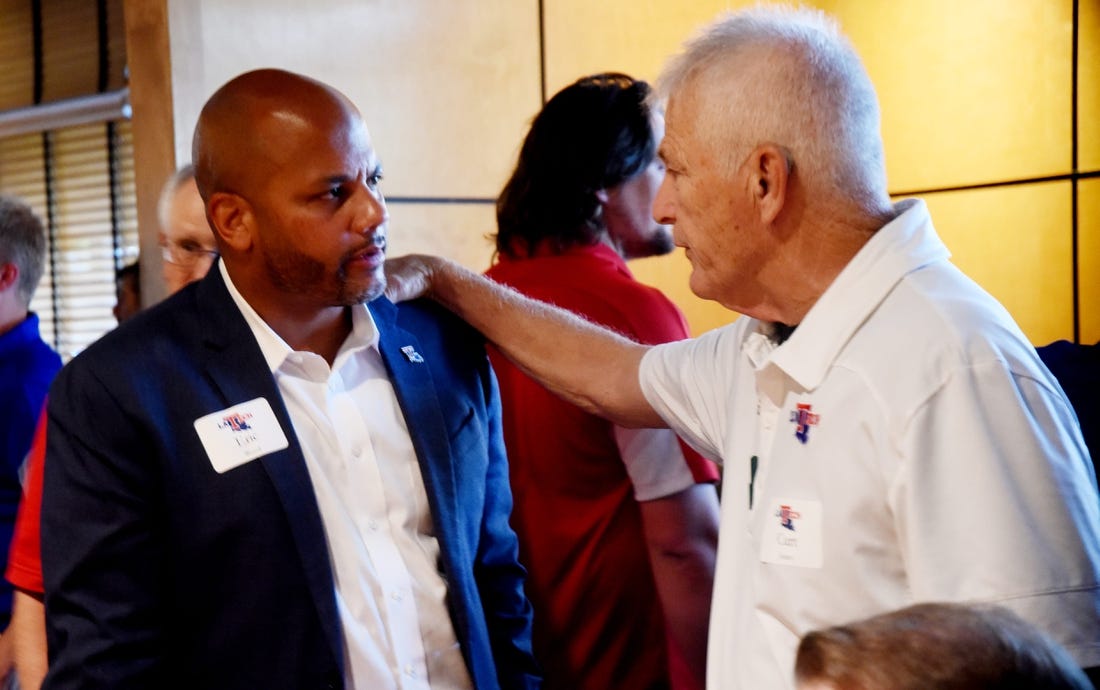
[219,412,254,432]
[789,403,820,444]
[776,504,801,531]
[218,410,259,450]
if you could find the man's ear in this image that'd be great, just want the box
[207,192,254,251]
[0,262,18,292]
[594,188,610,205]
[748,143,791,225]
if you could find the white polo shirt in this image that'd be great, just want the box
[640,199,1100,690]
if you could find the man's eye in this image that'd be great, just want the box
[325,186,346,199]
[367,171,384,188]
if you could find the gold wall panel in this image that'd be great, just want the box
[168,0,540,199]
[542,0,751,95]
[546,0,1074,191]
[820,0,1073,192]
[1080,178,1100,343]
[917,182,1074,345]
[630,251,740,337]
[385,202,498,274]
[1081,0,1100,172]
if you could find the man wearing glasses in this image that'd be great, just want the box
[158,164,219,294]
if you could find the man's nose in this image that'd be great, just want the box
[355,184,388,232]
[652,175,676,225]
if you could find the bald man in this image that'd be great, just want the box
[40,69,539,690]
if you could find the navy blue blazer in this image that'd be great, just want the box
[41,267,540,690]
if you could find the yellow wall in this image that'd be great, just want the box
[920,183,1074,346]
[160,0,1096,344]
[1080,0,1100,342]
[1082,178,1100,343]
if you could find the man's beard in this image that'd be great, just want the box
[264,242,385,306]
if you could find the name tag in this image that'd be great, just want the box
[194,398,290,474]
[760,497,823,569]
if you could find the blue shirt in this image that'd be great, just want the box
[0,313,61,622]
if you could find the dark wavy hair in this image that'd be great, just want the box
[494,73,657,259]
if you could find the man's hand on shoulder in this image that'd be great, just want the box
[384,254,444,303]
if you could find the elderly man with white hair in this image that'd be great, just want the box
[385,5,1100,689]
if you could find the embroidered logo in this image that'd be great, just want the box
[218,412,254,432]
[790,403,820,444]
[776,504,802,531]
[400,345,425,363]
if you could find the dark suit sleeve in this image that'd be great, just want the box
[473,366,542,690]
[41,361,167,688]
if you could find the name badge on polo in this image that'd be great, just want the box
[760,497,823,569]
[194,397,290,473]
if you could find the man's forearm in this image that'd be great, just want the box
[390,255,663,428]
[641,484,719,688]
[10,589,46,690]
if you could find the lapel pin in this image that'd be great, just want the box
[400,345,425,363]
[790,402,820,444]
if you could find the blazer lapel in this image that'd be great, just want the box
[193,268,345,675]
[369,298,459,530]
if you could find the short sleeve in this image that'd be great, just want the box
[895,358,1100,666]
[639,322,749,463]
[7,405,47,594]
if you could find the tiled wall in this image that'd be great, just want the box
[164,0,1098,344]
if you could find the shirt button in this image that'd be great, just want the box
[404,664,416,677]
[367,519,379,531]
[390,591,404,602]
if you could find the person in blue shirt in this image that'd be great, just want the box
[0,194,61,683]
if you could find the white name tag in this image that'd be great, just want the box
[760,497,823,569]
[193,398,290,474]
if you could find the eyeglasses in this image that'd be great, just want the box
[161,240,218,267]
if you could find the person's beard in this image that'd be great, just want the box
[263,237,386,307]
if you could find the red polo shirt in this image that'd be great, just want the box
[486,243,717,690]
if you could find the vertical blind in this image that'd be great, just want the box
[0,0,137,361]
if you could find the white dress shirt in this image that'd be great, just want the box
[220,262,473,690]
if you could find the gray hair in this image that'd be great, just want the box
[0,194,48,306]
[654,4,889,212]
[156,163,197,232]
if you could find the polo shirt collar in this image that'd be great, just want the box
[767,198,949,390]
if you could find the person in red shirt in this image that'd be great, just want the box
[485,73,719,690]
[5,408,45,686]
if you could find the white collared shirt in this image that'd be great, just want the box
[639,199,1100,689]
[219,262,472,690]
